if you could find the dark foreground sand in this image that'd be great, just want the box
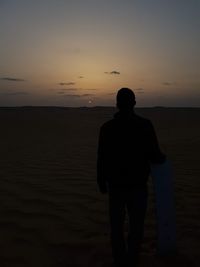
[0,107,199,267]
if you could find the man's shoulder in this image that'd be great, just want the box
[134,114,152,126]
[100,114,152,130]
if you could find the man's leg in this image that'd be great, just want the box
[126,187,148,266]
[108,188,127,266]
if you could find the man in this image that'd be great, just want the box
[97,88,166,267]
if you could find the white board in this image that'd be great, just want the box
[151,160,177,255]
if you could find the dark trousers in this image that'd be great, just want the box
[108,185,148,266]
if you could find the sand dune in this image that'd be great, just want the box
[0,107,199,266]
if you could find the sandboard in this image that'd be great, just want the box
[150,160,177,255]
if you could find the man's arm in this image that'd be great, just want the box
[97,126,108,194]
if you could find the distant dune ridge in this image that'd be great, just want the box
[0,107,199,267]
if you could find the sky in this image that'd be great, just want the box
[0,0,199,107]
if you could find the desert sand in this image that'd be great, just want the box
[0,107,199,267]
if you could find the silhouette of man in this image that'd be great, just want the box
[97,88,166,267]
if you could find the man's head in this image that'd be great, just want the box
[116,88,136,111]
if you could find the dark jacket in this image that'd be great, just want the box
[97,111,165,189]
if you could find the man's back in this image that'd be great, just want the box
[97,110,165,187]
[96,88,166,267]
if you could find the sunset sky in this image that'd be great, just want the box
[0,0,199,107]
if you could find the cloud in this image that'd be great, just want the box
[133,88,145,94]
[81,94,94,97]
[59,82,76,86]
[105,71,120,75]
[4,91,29,96]
[61,94,81,98]
[59,88,79,91]
[84,88,97,91]
[61,94,94,98]
[0,77,25,82]
[162,82,176,86]
[106,92,115,96]
[57,89,96,95]
[110,71,120,75]
[57,89,87,95]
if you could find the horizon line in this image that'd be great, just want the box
[0,105,199,109]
